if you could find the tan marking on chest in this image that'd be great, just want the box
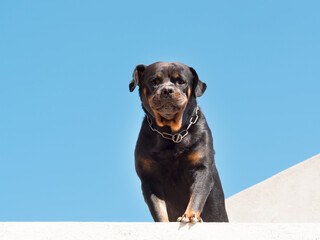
[139,158,155,172]
[187,150,205,165]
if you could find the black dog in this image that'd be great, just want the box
[129,62,228,222]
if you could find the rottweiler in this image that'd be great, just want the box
[129,62,228,222]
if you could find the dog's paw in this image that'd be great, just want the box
[177,213,203,223]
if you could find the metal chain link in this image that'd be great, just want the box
[146,106,199,143]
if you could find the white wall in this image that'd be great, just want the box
[226,154,320,222]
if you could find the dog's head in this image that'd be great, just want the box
[129,62,206,131]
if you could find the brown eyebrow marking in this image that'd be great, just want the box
[173,73,180,78]
[157,73,163,78]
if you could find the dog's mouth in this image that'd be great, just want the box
[153,102,181,119]
[148,95,187,131]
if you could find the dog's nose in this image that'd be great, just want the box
[161,87,175,97]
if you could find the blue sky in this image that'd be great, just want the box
[0,0,319,221]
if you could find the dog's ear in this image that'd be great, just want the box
[190,67,207,97]
[129,64,147,92]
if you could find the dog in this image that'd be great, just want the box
[129,62,228,222]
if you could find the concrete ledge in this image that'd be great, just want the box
[1,223,320,240]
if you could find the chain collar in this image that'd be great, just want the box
[146,106,199,143]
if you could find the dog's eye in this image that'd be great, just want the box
[176,78,186,85]
[151,78,159,85]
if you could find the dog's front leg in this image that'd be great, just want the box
[141,181,169,222]
[178,168,213,223]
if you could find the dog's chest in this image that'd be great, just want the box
[150,148,193,179]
